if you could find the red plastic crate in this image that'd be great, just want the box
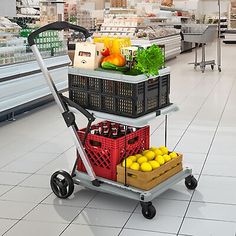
[77,121,150,181]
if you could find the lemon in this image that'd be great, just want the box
[137,156,148,164]
[130,162,140,171]
[154,149,163,156]
[122,158,133,168]
[159,146,169,155]
[149,146,158,151]
[135,154,143,158]
[141,162,153,172]
[128,155,137,162]
[155,155,165,165]
[144,150,155,160]
[169,152,178,159]
[163,154,171,162]
[149,160,160,169]
[142,150,149,155]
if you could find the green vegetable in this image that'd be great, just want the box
[135,45,164,76]
[101,61,128,72]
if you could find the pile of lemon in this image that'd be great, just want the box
[121,146,178,172]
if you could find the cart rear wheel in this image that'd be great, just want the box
[211,65,214,70]
[185,175,198,190]
[50,170,74,199]
[141,202,156,219]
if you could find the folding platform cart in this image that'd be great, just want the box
[28,21,198,219]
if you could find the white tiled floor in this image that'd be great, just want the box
[1,42,236,236]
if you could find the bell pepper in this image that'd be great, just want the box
[102,53,126,67]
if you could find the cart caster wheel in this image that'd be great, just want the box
[141,202,156,219]
[185,175,198,190]
[50,170,74,199]
[211,65,214,70]
[218,66,222,72]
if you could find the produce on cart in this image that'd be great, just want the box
[28,21,198,220]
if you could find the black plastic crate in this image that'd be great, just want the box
[68,69,170,118]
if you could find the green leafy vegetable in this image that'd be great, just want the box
[135,45,164,76]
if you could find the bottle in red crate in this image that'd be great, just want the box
[127,126,133,134]
[118,124,126,137]
[110,127,118,139]
[103,127,109,137]
[110,122,116,129]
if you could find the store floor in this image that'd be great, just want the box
[1,42,236,236]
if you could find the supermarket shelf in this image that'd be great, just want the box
[72,104,179,127]
[0,55,71,117]
[160,6,188,12]
[74,167,192,202]
[132,34,181,60]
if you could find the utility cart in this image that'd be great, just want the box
[182,24,221,73]
[28,21,198,220]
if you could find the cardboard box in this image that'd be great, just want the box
[74,42,103,70]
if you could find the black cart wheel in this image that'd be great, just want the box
[218,66,222,72]
[141,202,156,219]
[211,65,214,70]
[50,170,74,199]
[185,175,198,190]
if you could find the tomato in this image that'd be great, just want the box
[101,48,110,57]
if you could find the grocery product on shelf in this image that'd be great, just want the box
[0,25,67,65]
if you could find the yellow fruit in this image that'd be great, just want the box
[155,155,165,165]
[128,155,137,162]
[142,150,149,155]
[149,146,158,151]
[141,162,153,172]
[122,158,133,168]
[159,146,169,155]
[144,151,155,160]
[169,152,178,159]
[154,149,163,156]
[135,154,143,158]
[163,154,171,162]
[149,160,160,169]
[137,156,148,164]
[130,162,140,171]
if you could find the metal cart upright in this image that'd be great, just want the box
[28,21,198,219]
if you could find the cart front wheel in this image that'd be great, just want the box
[50,170,74,199]
[211,65,214,70]
[185,175,198,190]
[141,202,156,219]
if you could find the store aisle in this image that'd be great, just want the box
[1,42,236,236]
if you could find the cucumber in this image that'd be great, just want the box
[101,61,128,72]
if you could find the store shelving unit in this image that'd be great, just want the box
[132,34,181,60]
[0,55,70,121]
[224,1,236,43]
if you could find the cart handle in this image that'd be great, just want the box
[28,21,91,46]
